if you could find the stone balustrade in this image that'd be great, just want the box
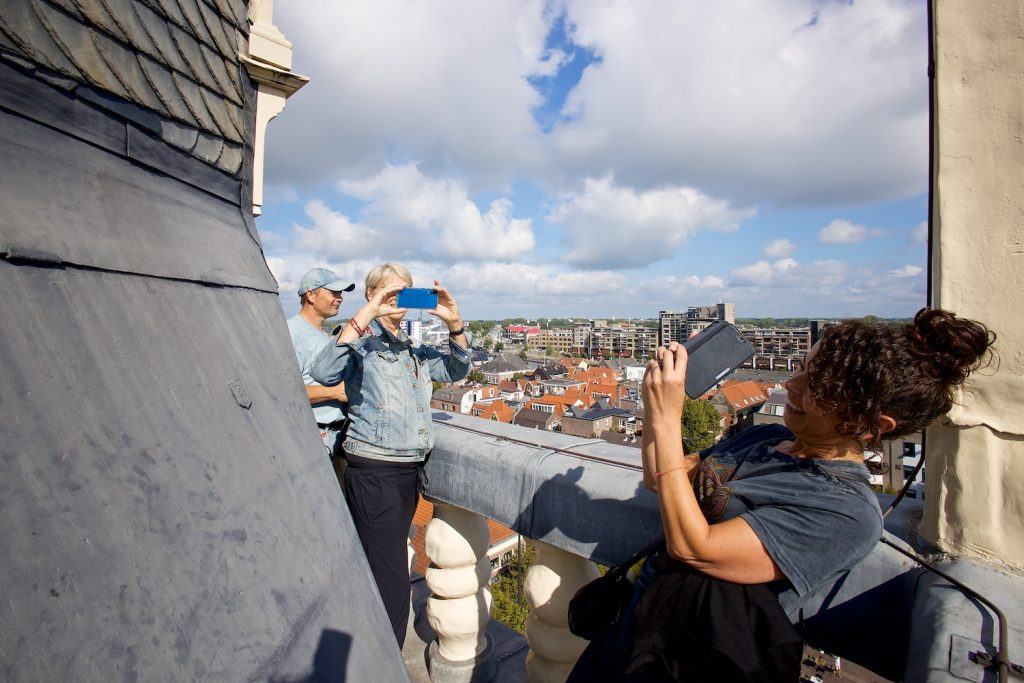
[418,411,922,682]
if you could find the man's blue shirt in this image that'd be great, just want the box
[287,314,345,425]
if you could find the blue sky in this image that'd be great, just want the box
[258,0,928,321]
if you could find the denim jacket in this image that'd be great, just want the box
[309,320,473,462]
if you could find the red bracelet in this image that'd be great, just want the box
[653,465,689,478]
[348,319,365,337]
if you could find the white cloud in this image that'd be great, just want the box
[293,200,378,260]
[773,258,799,273]
[763,238,797,259]
[553,0,927,204]
[730,261,776,286]
[889,265,923,278]
[819,219,869,244]
[291,164,535,264]
[337,164,535,262]
[548,175,754,268]
[911,220,928,245]
[267,0,926,208]
[266,0,557,189]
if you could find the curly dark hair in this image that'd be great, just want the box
[807,308,995,447]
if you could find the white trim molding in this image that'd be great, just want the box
[242,0,308,215]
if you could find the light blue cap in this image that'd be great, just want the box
[297,267,356,296]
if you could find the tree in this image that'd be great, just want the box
[545,344,555,356]
[431,381,446,394]
[682,398,721,452]
[482,338,493,351]
[495,341,504,352]
[489,544,536,634]
[518,349,528,361]
[468,370,486,384]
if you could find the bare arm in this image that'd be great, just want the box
[644,342,784,584]
[641,379,657,492]
[305,383,347,404]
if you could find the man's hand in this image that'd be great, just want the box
[643,341,688,426]
[306,382,347,405]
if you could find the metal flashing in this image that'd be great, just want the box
[0,262,408,680]
[0,106,268,290]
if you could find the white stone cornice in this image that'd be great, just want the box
[241,1,308,215]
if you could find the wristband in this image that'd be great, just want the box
[448,325,465,337]
[348,319,366,337]
[653,465,689,479]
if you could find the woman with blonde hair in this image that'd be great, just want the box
[311,262,471,646]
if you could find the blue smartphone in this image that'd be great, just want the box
[396,287,438,309]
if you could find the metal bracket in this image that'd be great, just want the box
[971,651,1024,680]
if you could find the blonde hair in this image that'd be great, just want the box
[364,262,413,299]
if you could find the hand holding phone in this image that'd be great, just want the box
[396,287,439,310]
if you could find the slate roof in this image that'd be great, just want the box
[565,400,633,421]
[0,0,249,174]
[432,386,474,403]
[599,432,641,448]
[512,408,553,430]
[480,352,529,374]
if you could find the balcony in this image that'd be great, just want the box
[403,412,1024,683]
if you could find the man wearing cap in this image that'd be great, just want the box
[287,268,356,468]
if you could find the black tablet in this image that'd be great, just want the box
[681,322,756,398]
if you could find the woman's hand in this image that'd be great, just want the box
[367,282,408,319]
[429,280,463,330]
[643,341,688,426]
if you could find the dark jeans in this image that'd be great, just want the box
[342,451,421,647]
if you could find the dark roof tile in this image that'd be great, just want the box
[200,42,240,105]
[0,2,84,80]
[167,22,218,93]
[170,68,218,131]
[138,54,197,124]
[100,0,163,61]
[92,31,166,113]
[72,0,131,44]
[158,117,200,151]
[196,0,234,58]
[3,0,249,164]
[149,0,188,30]
[46,0,87,21]
[171,0,217,51]
[191,129,224,164]
[36,2,133,99]
[214,140,242,174]
[132,0,190,72]
[199,84,241,141]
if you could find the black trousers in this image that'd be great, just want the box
[342,451,421,648]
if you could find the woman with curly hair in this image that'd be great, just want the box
[571,308,994,682]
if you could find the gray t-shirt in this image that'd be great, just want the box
[693,424,882,604]
[286,314,344,425]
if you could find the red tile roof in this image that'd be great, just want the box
[470,400,515,423]
[719,381,769,412]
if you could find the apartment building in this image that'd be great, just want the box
[526,328,575,355]
[741,327,811,356]
[660,303,735,345]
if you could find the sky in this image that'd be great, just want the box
[257,0,929,321]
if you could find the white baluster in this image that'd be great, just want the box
[424,502,495,682]
[523,541,601,683]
